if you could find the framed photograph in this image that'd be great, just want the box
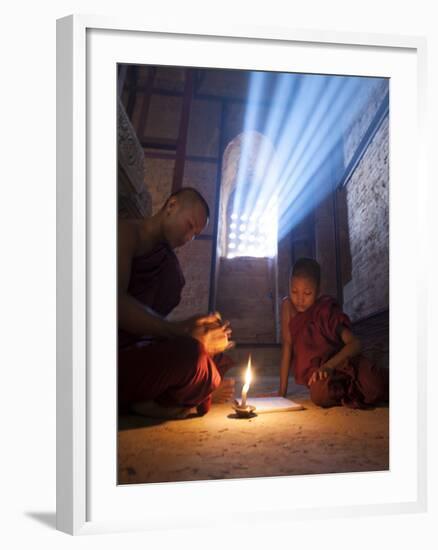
[56,15,427,535]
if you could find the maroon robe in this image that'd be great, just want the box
[289,295,389,408]
[118,244,185,349]
[118,243,231,415]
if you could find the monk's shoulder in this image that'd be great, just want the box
[118,219,141,254]
[313,295,342,319]
[317,295,338,306]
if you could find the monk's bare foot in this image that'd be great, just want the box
[131,400,195,419]
[212,378,235,404]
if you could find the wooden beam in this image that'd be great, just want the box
[144,152,177,160]
[124,84,274,107]
[171,68,194,193]
[208,100,227,312]
[332,140,346,307]
[194,69,207,94]
[333,187,344,307]
[140,137,178,150]
[137,67,157,142]
[143,151,219,164]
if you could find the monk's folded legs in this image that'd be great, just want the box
[355,362,389,405]
[309,376,344,408]
[118,336,222,418]
[309,362,389,409]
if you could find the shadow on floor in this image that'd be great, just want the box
[25,511,56,530]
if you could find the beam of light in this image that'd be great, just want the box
[275,77,372,195]
[277,139,343,240]
[244,74,326,216]
[273,77,349,190]
[272,78,365,215]
[242,73,300,214]
[227,72,388,257]
[232,71,267,220]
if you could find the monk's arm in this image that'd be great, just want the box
[118,223,183,338]
[323,327,362,370]
[279,299,293,397]
[117,223,231,351]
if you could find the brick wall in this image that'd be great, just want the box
[343,116,389,321]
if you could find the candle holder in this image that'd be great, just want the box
[232,400,256,418]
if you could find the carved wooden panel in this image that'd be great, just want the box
[117,98,152,218]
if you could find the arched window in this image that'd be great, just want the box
[226,187,277,258]
[219,131,278,259]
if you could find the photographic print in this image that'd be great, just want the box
[116,64,389,485]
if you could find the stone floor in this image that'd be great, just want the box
[118,375,389,485]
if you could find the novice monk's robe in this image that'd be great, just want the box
[289,295,389,408]
[118,243,232,415]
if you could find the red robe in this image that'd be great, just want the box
[289,295,389,408]
[118,243,231,415]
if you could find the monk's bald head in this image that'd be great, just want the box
[163,188,210,220]
[161,187,209,249]
[291,257,321,288]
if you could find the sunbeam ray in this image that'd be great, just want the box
[225,71,388,258]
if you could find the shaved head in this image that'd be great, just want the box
[291,257,321,288]
[160,187,209,249]
[163,187,210,219]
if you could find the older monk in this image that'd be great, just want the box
[118,187,235,419]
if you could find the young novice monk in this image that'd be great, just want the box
[279,257,389,408]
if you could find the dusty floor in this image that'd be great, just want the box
[118,375,389,484]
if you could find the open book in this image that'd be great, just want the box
[244,396,304,413]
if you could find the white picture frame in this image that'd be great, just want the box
[56,14,428,535]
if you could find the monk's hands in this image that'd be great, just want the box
[181,312,235,356]
[308,364,333,386]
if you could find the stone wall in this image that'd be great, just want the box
[343,79,389,166]
[343,116,389,321]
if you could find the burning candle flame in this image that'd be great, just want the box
[243,355,252,392]
[240,355,252,407]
